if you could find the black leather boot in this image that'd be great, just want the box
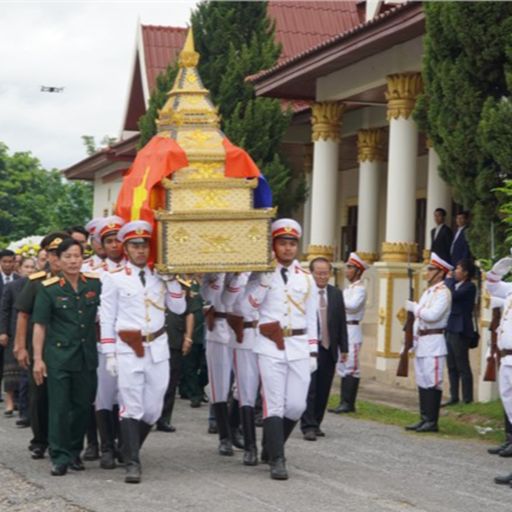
[120,418,141,484]
[416,388,440,433]
[83,405,99,460]
[241,406,257,466]
[213,402,233,456]
[283,417,298,443]
[264,416,288,480]
[331,377,357,413]
[229,399,244,450]
[139,421,152,448]
[405,388,427,431]
[96,410,116,469]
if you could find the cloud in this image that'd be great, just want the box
[0,1,197,170]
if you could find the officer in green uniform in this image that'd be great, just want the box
[32,238,100,476]
[14,231,71,460]
[180,279,207,408]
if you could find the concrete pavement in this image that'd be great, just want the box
[0,398,511,512]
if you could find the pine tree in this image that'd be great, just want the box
[415,2,512,259]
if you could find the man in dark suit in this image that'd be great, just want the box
[0,249,19,400]
[300,257,348,441]
[430,208,453,263]
[443,258,477,407]
[450,211,472,265]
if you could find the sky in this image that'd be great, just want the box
[0,0,198,171]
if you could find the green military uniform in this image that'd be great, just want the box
[180,282,207,403]
[32,273,101,467]
[15,270,53,453]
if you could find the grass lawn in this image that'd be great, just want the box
[327,395,505,443]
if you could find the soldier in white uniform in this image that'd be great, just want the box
[245,219,318,480]
[332,253,368,414]
[485,255,512,485]
[99,220,186,484]
[227,272,259,465]
[91,216,126,470]
[405,252,452,433]
[82,218,106,271]
[202,272,244,456]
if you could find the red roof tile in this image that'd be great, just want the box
[140,2,362,92]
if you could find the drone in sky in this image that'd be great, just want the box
[40,86,64,93]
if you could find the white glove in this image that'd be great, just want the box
[259,272,273,287]
[309,355,318,374]
[405,300,417,314]
[166,279,183,294]
[491,257,512,278]
[105,354,118,377]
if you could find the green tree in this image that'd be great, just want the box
[0,143,92,246]
[81,135,118,156]
[415,2,512,259]
[138,1,305,215]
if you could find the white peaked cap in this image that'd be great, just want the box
[117,220,153,243]
[430,252,454,273]
[271,218,302,240]
[347,252,369,272]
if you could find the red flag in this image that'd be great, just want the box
[115,135,189,223]
[222,138,260,178]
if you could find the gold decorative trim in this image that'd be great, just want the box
[356,251,378,264]
[156,263,275,274]
[311,102,344,142]
[385,73,423,121]
[306,244,334,261]
[381,241,418,263]
[425,137,433,149]
[155,208,276,222]
[178,29,199,68]
[162,178,257,190]
[357,128,386,163]
[422,248,431,264]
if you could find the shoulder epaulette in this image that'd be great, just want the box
[109,266,125,274]
[29,270,47,281]
[83,272,100,279]
[42,276,60,287]
[295,264,310,274]
[92,261,107,271]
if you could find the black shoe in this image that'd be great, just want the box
[16,417,30,428]
[243,447,258,466]
[69,457,85,471]
[190,399,201,408]
[489,442,511,455]
[208,423,218,434]
[51,464,68,476]
[415,421,439,433]
[494,472,512,485]
[441,399,459,408]
[303,430,317,441]
[499,443,512,457]
[241,406,258,466]
[218,438,234,456]
[100,450,116,470]
[156,422,176,433]
[4,410,13,417]
[315,428,325,437]
[231,427,245,450]
[270,456,288,480]
[83,443,99,461]
[330,402,354,414]
[405,420,426,431]
[125,462,141,484]
[31,447,45,460]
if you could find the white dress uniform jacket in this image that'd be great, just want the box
[99,262,186,363]
[343,280,366,345]
[246,261,318,361]
[486,278,512,367]
[413,281,451,357]
[81,254,105,273]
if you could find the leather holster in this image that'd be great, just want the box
[259,321,285,351]
[204,306,216,332]
[118,330,144,358]
[227,313,244,344]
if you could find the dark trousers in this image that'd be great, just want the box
[47,366,96,466]
[0,345,4,396]
[446,331,473,402]
[300,346,335,433]
[18,371,29,419]
[180,344,206,402]
[28,367,49,450]
[160,348,183,424]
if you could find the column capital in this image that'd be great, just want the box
[381,241,418,263]
[357,128,387,163]
[306,244,334,261]
[385,73,423,121]
[311,102,345,143]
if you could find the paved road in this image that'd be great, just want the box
[1,399,511,512]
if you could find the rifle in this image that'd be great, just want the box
[396,254,415,378]
[483,306,502,382]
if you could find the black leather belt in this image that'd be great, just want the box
[282,328,306,337]
[347,321,360,325]
[243,320,258,329]
[418,328,445,336]
[142,326,166,342]
[501,349,512,357]
[214,312,228,319]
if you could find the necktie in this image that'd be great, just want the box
[319,289,330,350]
[280,267,288,285]
[139,270,146,287]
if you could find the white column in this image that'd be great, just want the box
[307,102,344,261]
[381,73,423,262]
[356,129,386,263]
[424,144,451,250]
